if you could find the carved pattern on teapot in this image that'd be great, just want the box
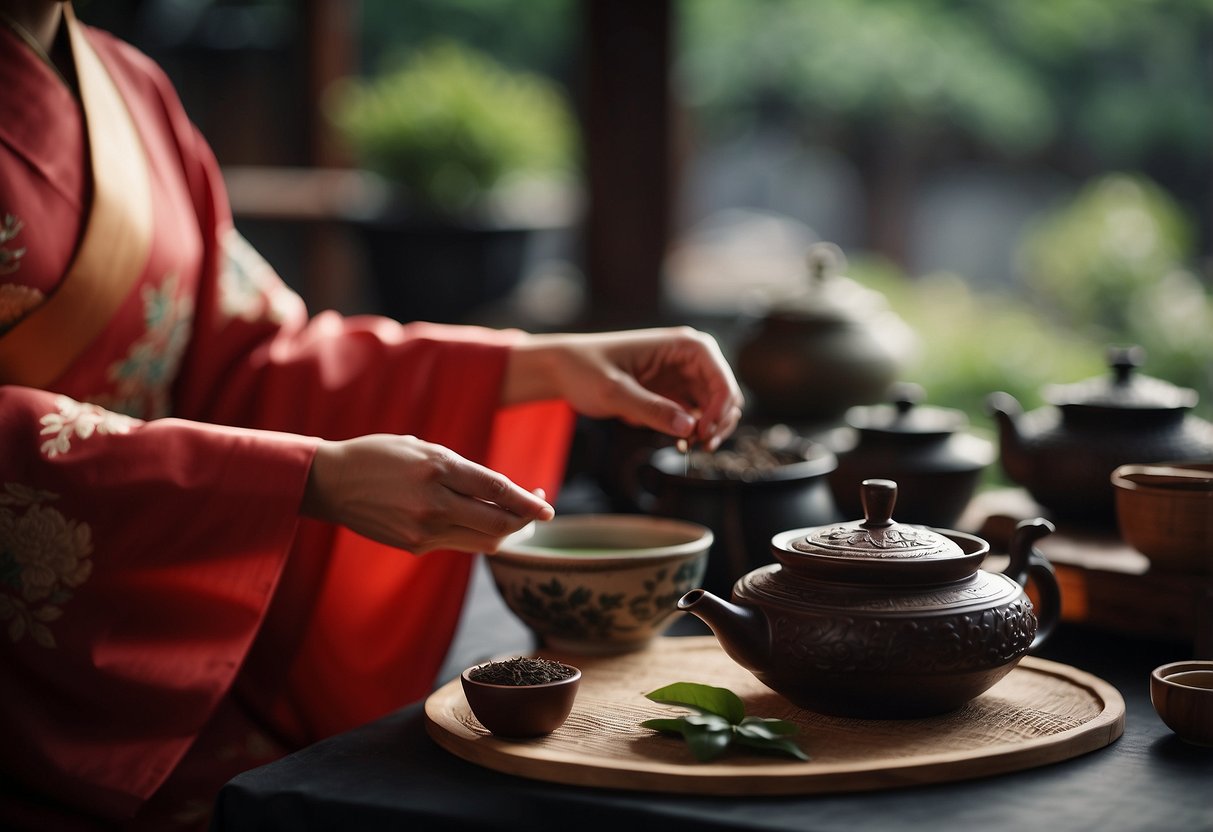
[742,567,1015,613]
[794,524,941,558]
[768,599,1038,673]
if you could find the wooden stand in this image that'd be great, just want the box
[960,489,1212,658]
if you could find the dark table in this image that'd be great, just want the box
[213,562,1213,832]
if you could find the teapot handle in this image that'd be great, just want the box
[1003,517,1061,651]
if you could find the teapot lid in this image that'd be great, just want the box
[845,382,968,436]
[759,242,889,324]
[772,479,988,584]
[1045,345,1197,411]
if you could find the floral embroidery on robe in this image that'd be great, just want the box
[0,283,43,334]
[0,212,40,334]
[0,483,94,648]
[219,229,297,326]
[0,213,24,275]
[38,394,140,458]
[99,271,194,419]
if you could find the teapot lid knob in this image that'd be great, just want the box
[805,241,847,285]
[891,381,925,418]
[859,479,897,528]
[1108,344,1145,386]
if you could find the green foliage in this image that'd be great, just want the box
[1015,172,1213,412]
[849,258,1105,424]
[329,40,578,214]
[680,0,1052,154]
[641,681,809,762]
[359,0,575,82]
[678,0,1212,163]
[842,170,1213,428]
[1017,173,1193,332]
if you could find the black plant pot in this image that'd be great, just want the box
[358,218,534,324]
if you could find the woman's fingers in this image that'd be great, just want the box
[437,486,548,539]
[302,434,553,555]
[441,454,555,522]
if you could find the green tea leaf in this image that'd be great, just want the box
[644,681,746,724]
[684,713,733,731]
[737,716,798,739]
[640,718,691,735]
[681,720,733,762]
[641,681,811,763]
[734,733,811,761]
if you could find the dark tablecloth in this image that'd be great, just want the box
[213,591,1213,832]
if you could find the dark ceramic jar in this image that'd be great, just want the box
[639,427,840,598]
[679,479,1061,718]
[988,346,1213,526]
[829,383,995,527]
[734,243,917,423]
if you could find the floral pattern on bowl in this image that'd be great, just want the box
[488,515,713,655]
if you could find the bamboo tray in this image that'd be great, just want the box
[424,637,1125,796]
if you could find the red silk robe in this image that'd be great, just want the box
[0,10,572,828]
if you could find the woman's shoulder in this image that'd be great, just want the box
[80,23,188,123]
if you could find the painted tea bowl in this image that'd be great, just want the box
[461,657,582,738]
[679,479,1062,718]
[488,514,713,655]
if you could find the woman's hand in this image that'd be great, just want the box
[504,327,745,451]
[301,434,554,554]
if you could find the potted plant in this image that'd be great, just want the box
[328,40,580,323]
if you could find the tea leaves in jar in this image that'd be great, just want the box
[684,426,801,481]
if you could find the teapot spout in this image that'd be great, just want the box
[678,589,770,672]
[986,391,1029,482]
[986,391,1024,444]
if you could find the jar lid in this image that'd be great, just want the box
[845,383,968,436]
[1044,345,1197,411]
[773,479,987,584]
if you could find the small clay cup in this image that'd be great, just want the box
[1150,660,1213,747]
[461,662,581,738]
[1112,462,1213,574]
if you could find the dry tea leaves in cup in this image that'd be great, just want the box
[468,656,575,685]
[641,681,809,762]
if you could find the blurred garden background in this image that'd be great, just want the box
[78,0,1213,424]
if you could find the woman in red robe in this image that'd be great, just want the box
[0,3,744,828]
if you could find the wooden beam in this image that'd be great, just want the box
[582,0,675,328]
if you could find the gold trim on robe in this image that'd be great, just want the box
[0,5,153,388]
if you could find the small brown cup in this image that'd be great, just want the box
[1112,462,1213,574]
[1150,660,1213,747]
[461,663,581,738]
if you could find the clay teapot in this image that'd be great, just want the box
[678,479,1061,718]
[734,242,917,424]
[987,345,1213,526]
[828,382,995,527]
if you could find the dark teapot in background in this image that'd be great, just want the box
[988,345,1213,526]
[828,382,995,528]
[734,242,917,424]
[637,426,840,598]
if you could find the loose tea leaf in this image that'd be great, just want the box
[684,426,802,481]
[469,656,574,686]
[641,681,809,762]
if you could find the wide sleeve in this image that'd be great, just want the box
[86,31,575,750]
[0,383,317,820]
